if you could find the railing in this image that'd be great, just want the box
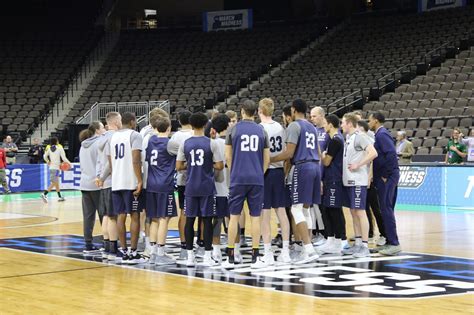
[327,89,364,116]
[27,31,117,140]
[76,100,170,125]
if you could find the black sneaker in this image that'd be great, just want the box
[83,243,100,253]
[116,248,130,264]
[127,251,147,265]
[272,234,283,248]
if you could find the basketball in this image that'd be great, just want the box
[60,162,71,171]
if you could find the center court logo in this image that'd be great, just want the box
[1,234,473,299]
[398,166,427,189]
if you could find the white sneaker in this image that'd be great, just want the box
[234,250,243,264]
[321,241,342,255]
[341,239,349,250]
[155,254,176,266]
[41,193,48,203]
[186,253,196,267]
[312,233,326,246]
[212,250,222,263]
[58,197,65,202]
[262,252,275,266]
[376,236,387,246]
[178,248,188,260]
[201,255,219,267]
[277,250,292,264]
[195,246,205,258]
[221,258,235,269]
[289,243,303,260]
[293,250,319,265]
[251,257,267,269]
[315,238,333,252]
[143,245,153,258]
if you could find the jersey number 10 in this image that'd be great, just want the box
[114,143,125,159]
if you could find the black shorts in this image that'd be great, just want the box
[177,185,185,209]
[99,188,114,217]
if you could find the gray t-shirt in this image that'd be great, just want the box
[286,121,301,144]
[343,131,373,186]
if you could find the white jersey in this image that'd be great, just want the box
[261,120,286,169]
[170,129,193,186]
[214,137,229,197]
[108,129,143,191]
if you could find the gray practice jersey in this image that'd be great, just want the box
[343,131,373,186]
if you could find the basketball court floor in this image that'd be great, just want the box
[1,191,473,314]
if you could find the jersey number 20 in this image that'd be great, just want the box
[241,135,259,152]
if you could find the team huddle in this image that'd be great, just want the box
[79,97,402,269]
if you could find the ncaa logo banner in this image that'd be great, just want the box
[1,164,45,193]
[398,166,427,189]
[203,9,253,32]
[419,0,466,12]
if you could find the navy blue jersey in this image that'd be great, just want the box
[145,136,176,193]
[178,136,221,196]
[316,126,330,152]
[286,119,320,164]
[323,133,344,183]
[226,120,269,186]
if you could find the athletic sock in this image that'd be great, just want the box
[213,244,221,255]
[197,240,204,248]
[103,239,110,252]
[240,228,245,236]
[264,243,272,254]
[180,242,186,249]
[251,248,259,263]
[282,240,290,251]
[57,191,62,198]
[110,241,118,254]
[227,247,235,263]
[157,244,165,256]
[145,236,151,247]
[43,191,49,196]
[150,242,156,246]
[355,237,362,246]
[362,241,368,248]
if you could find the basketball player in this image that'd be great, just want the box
[170,110,193,260]
[319,114,346,254]
[258,98,291,265]
[225,109,247,246]
[310,107,329,246]
[176,112,224,267]
[368,111,402,256]
[341,113,378,258]
[95,112,121,260]
[224,100,270,268]
[210,114,231,263]
[141,108,170,258]
[79,121,105,252]
[41,137,70,203]
[107,112,145,264]
[271,99,320,264]
[146,116,179,265]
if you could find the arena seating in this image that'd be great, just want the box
[241,6,473,113]
[69,21,326,121]
[362,49,474,156]
[0,0,103,141]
